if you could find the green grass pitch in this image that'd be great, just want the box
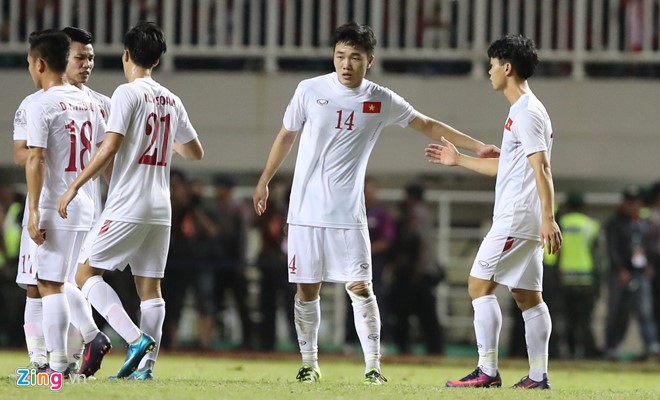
[1,350,659,399]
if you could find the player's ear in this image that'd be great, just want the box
[36,57,46,73]
[152,58,160,68]
[122,49,130,63]
[367,55,375,69]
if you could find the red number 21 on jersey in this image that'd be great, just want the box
[139,113,171,166]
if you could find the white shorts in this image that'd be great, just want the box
[78,219,170,278]
[16,227,36,289]
[470,235,544,291]
[287,225,371,283]
[29,229,86,284]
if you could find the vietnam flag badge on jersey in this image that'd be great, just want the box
[505,118,513,131]
[363,101,381,113]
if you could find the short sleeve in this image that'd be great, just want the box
[94,107,107,146]
[173,101,198,144]
[514,109,547,156]
[282,84,306,132]
[26,102,49,149]
[13,106,28,141]
[106,84,136,136]
[385,90,416,128]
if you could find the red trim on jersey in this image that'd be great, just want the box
[502,237,514,252]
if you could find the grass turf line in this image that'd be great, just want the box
[1,350,659,399]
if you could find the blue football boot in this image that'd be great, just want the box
[115,333,156,379]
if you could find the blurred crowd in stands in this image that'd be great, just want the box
[2,174,660,361]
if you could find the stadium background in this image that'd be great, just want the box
[0,0,658,358]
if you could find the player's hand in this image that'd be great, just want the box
[58,187,78,219]
[28,209,45,245]
[253,183,269,216]
[425,137,460,166]
[540,219,562,254]
[477,143,501,158]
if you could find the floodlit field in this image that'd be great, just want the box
[1,350,659,399]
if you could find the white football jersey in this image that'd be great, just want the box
[488,92,553,241]
[83,85,111,123]
[14,90,44,141]
[14,90,44,227]
[26,84,107,231]
[103,77,198,225]
[82,85,112,221]
[284,73,417,229]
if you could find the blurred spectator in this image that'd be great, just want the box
[557,192,602,359]
[205,173,253,349]
[387,182,444,355]
[420,0,451,49]
[604,185,660,360]
[254,178,295,351]
[161,170,215,349]
[345,177,395,349]
[647,182,660,330]
[623,0,644,52]
[0,182,26,347]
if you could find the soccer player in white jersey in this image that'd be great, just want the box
[58,21,204,380]
[60,26,113,377]
[13,26,113,377]
[252,22,500,384]
[24,29,107,375]
[426,35,562,390]
[13,89,45,370]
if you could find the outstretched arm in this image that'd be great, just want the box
[425,138,499,176]
[58,132,124,219]
[409,113,500,158]
[253,126,298,216]
[528,151,562,254]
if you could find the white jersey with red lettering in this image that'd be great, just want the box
[488,92,553,241]
[103,77,198,225]
[26,84,107,231]
[283,72,417,229]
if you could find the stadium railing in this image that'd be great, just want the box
[2,0,659,78]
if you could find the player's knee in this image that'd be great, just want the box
[26,284,40,298]
[345,281,373,302]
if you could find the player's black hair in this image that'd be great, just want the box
[331,22,376,56]
[28,29,70,73]
[487,34,539,80]
[62,26,93,45]
[123,21,167,68]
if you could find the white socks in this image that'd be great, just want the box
[472,294,502,377]
[42,293,70,372]
[66,323,84,366]
[81,275,141,344]
[523,302,551,381]
[294,296,320,370]
[137,298,165,371]
[351,295,382,372]
[24,297,47,367]
[64,281,100,343]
